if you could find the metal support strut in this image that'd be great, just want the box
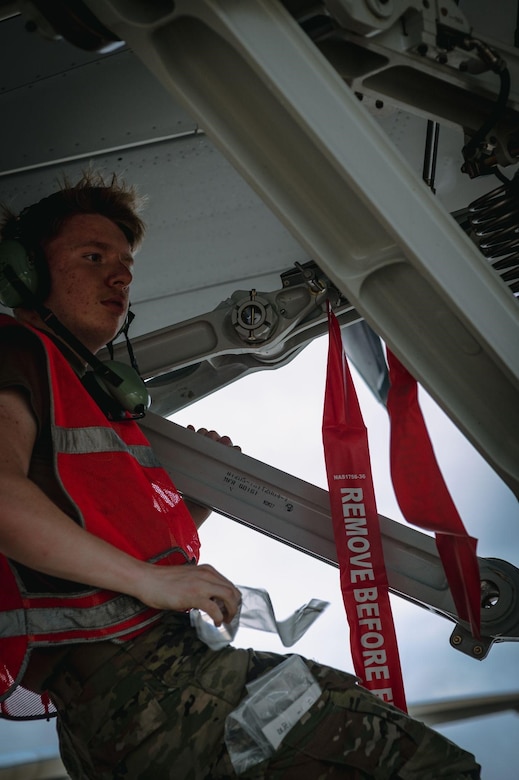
[141,413,519,660]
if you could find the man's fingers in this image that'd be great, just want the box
[187,425,241,451]
[197,595,236,627]
[191,564,242,623]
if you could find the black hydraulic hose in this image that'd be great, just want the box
[462,40,511,166]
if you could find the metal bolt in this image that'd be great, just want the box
[473,645,484,656]
[451,634,462,645]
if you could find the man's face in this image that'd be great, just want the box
[42,213,134,353]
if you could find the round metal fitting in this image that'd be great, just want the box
[232,293,276,342]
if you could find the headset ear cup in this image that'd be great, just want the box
[0,240,40,308]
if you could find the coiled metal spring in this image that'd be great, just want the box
[467,175,519,294]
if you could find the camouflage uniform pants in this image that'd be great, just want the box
[46,612,480,780]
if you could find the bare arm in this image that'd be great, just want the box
[184,498,212,529]
[0,389,241,625]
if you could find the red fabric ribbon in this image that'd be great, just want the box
[386,349,481,638]
[322,308,407,712]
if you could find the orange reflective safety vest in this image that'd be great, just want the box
[0,315,200,716]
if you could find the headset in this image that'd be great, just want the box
[0,236,150,420]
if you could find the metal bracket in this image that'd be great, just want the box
[303,0,519,170]
[450,556,519,659]
[107,262,359,415]
[140,413,519,657]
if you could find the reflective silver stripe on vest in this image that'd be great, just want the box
[0,593,159,639]
[53,426,162,468]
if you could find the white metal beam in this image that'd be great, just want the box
[141,413,519,658]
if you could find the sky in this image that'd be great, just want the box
[1,333,517,778]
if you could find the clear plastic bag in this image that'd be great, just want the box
[224,655,322,775]
[190,585,329,650]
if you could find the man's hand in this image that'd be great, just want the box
[187,425,241,451]
[135,561,242,626]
